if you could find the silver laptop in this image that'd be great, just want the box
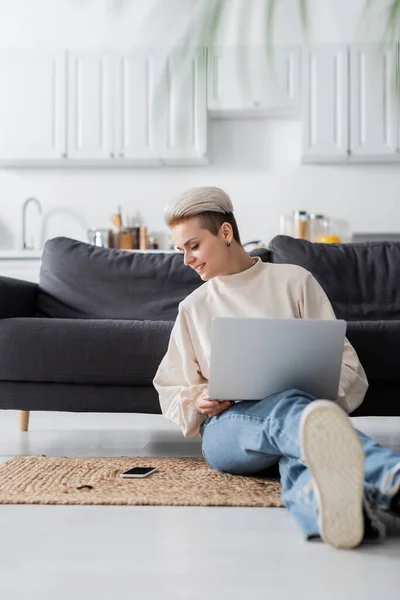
[208,317,346,401]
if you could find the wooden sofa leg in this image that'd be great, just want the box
[19,411,30,432]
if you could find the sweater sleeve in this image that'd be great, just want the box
[297,273,368,414]
[153,303,208,438]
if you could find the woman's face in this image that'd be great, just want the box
[170,218,230,281]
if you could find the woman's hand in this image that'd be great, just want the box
[196,389,234,418]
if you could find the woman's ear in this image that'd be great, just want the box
[221,222,233,243]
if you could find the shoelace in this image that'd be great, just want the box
[379,462,400,497]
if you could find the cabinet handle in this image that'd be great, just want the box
[109,152,115,158]
[119,152,125,158]
[61,152,68,159]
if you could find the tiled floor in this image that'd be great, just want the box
[0,410,399,600]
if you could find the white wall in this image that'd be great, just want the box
[0,0,398,250]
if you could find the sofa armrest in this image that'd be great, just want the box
[0,276,38,318]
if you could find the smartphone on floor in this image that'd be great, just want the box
[120,467,158,478]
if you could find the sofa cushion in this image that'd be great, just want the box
[269,235,400,321]
[36,237,270,320]
[36,237,204,320]
[0,318,173,385]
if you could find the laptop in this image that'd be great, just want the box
[208,317,346,401]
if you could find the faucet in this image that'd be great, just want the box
[22,197,43,250]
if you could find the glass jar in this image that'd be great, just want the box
[293,211,310,240]
[279,214,294,237]
[314,216,342,243]
[148,237,159,250]
[87,228,111,248]
[309,214,327,243]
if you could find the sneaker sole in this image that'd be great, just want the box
[300,400,365,549]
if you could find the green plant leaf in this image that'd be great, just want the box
[384,0,400,44]
[299,0,308,34]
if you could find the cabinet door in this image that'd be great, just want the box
[301,45,349,162]
[208,46,249,112]
[0,49,66,162]
[157,47,208,164]
[208,46,300,117]
[254,46,300,114]
[114,50,161,164]
[67,50,114,160]
[350,44,397,158]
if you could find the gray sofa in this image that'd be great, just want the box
[0,235,399,430]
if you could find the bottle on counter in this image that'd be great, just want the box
[292,210,310,240]
[129,226,140,249]
[139,225,148,250]
[148,236,159,250]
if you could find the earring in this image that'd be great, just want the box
[226,240,230,247]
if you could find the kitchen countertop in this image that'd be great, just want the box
[0,250,42,259]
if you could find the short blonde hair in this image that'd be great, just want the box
[164,186,241,244]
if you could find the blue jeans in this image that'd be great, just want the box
[199,389,400,540]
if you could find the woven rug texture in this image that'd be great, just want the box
[0,456,283,507]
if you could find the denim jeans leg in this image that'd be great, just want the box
[354,429,400,509]
[200,389,391,542]
[200,389,316,475]
[280,453,386,543]
[279,456,320,540]
[200,390,321,539]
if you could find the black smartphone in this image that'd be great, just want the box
[120,466,158,479]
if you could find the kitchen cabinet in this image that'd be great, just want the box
[157,47,208,164]
[302,43,400,163]
[114,49,162,165]
[67,50,114,161]
[0,49,66,163]
[114,48,208,165]
[0,47,207,167]
[207,45,300,118]
[350,44,398,159]
[301,45,349,163]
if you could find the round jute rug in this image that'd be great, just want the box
[0,456,283,507]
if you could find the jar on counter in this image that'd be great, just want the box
[312,215,342,243]
[148,237,159,250]
[309,214,327,243]
[293,211,310,240]
[279,214,294,237]
[87,228,111,248]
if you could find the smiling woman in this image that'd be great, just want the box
[164,186,254,280]
[152,184,400,550]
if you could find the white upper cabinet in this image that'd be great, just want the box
[208,46,300,117]
[67,50,114,160]
[301,45,349,162]
[0,47,207,166]
[0,49,66,162]
[156,47,208,164]
[114,50,161,164]
[350,44,398,158]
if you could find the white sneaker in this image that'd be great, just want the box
[300,400,365,549]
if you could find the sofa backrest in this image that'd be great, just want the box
[269,235,400,321]
[36,237,270,320]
